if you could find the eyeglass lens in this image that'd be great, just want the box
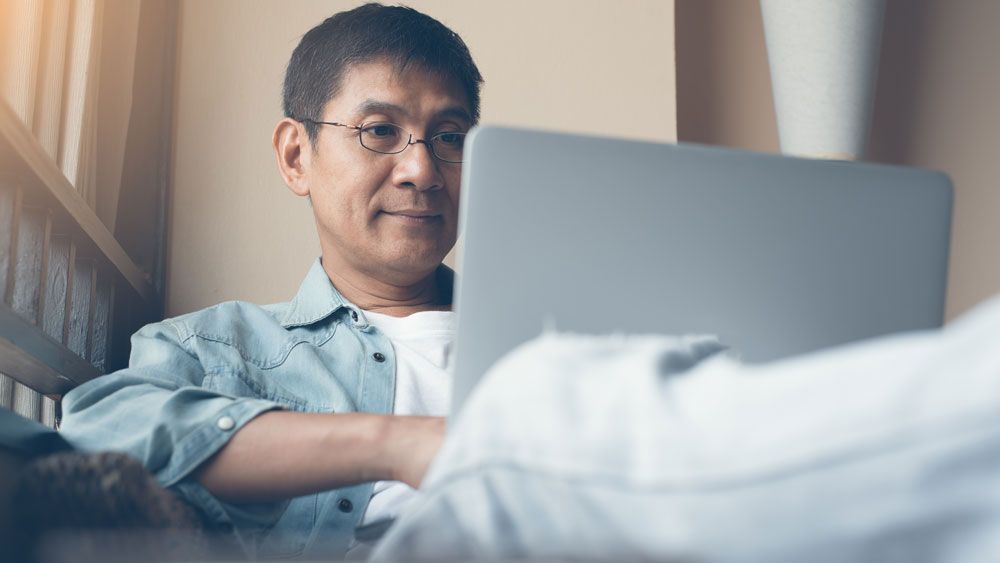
[358,123,466,163]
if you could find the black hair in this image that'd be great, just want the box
[283,3,484,142]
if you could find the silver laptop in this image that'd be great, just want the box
[450,126,953,414]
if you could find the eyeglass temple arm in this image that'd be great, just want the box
[294,117,360,130]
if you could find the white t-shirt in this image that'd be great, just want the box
[359,309,455,528]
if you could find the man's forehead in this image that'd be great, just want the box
[327,59,471,121]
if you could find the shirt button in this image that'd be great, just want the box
[372,352,386,362]
[338,498,353,513]
[216,416,236,431]
[351,310,359,322]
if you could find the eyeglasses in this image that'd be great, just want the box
[297,118,467,163]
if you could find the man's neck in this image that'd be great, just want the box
[321,255,449,318]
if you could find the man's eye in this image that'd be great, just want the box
[364,124,399,138]
[436,132,465,146]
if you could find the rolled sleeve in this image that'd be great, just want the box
[61,321,286,531]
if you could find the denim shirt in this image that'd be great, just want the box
[61,259,448,559]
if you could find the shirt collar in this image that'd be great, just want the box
[279,258,456,329]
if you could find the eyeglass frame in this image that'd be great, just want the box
[295,117,467,163]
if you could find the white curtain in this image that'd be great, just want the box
[1,0,142,228]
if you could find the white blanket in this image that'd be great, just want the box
[373,295,1000,563]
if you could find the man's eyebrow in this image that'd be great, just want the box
[434,106,473,125]
[354,100,407,118]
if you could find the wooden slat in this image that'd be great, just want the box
[66,257,93,359]
[0,183,13,410]
[0,371,13,409]
[2,184,23,306]
[63,240,76,344]
[84,262,97,361]
[43,235,70,341]
[11,206,49,325]
[37,232,70,429]
[0,183,15,302]
[37,206,53,324]
[12,378,42,421]
[33,0,72,160]
[0,302,100,395]
[41,396,57,428]
[0,0,45,126]
[0,97,155,302]
[89,272,111,372]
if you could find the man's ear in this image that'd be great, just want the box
[273,118,312,197]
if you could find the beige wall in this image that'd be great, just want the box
[677,0,1000,320]
[167,0,676,316]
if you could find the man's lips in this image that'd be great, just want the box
[380,210,444,224]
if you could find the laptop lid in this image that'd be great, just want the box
[451,126,953,414]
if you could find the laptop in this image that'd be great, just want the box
[450,125,953,414]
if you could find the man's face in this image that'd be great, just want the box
[302,59,469,281]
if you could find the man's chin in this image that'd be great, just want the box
[380,246,451,276]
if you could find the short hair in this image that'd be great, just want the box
[283,3,484,143]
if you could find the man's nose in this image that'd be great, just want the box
[393,140,444,191]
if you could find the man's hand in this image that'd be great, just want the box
[381,416,446,488]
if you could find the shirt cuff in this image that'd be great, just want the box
[160,397,283,487]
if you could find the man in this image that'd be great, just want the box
[61,4,482,559]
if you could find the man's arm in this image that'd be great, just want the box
[62,320,443,510]
[195,411,444,503]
